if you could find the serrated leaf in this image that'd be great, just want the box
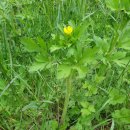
[107,52,127,67]
[37,37,46,49]
[67,48,75,57]
[111,52,126,60]
[73,66,88,79]
[106,0,121,11]
[50,45,62,52]
[118,21,130,50]
[21,37,40,52]
[85,87,98,97]
[81,102,95,116]
[80,47,98,65]
[22,101,38,111]
[57,65,72,79]
[81,108,91,116]
[106,0,130,14]
[109,88,126,105]
[94,36,109,53]
[88,105,95,113]
[95,75,105,83]
[112,108,130,124]
[29,62,47,72]
[83,82,97,96]
[80,102,89,108]
[113,57,129,67]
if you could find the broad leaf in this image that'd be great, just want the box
[57,65,72,79]
[107,52,127,67]
[112,108,130,124]
[106,0,121,11]
[21,37,40,52]
[109,88,126,105]
[80,47,98,65]
[118,21,130,50]
[81,102,95,116]
[73,65,88,78]
[29,62,47,72]
[106,0,130,14]
[37,37,46,50]
[22,101,38,111]
[94,36,109,53]
[50,45,62,52]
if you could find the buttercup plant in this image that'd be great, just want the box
[50,22,97,127]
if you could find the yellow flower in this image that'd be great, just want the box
[64,26,73,35]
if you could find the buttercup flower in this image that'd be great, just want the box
[64,26,73,35]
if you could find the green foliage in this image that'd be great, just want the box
[106,0,130,14]
[118,21,130,50]
[21,37,40,52]
[57,65,72,79]
[83,82,98,96]
[109,88,126,105]
[81,102,95,116]
[112,108,130,124]
[0,0,130,130]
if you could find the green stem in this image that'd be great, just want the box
[61,76,72,124]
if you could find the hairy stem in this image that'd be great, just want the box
[61,76,72,124]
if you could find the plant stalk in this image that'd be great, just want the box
[61,76,72,124]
